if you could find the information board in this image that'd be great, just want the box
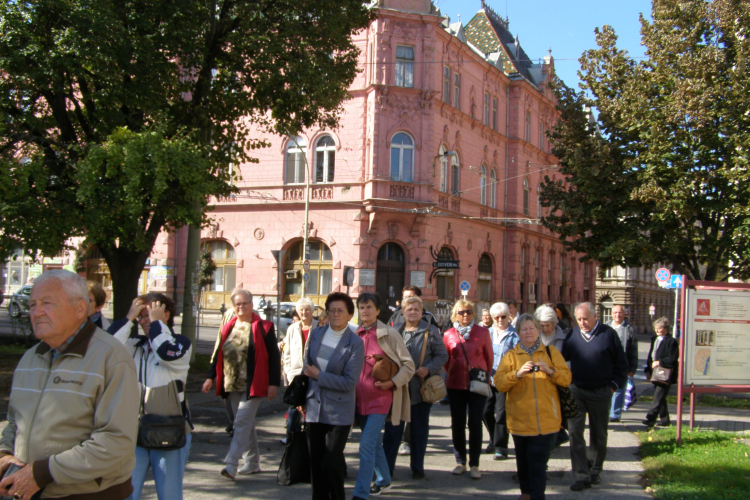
[410,271,425,288]
[684,289,750,385]
[359,269,375,287]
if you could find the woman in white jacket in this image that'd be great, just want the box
[283,297,317,433]
[109,293,192,500]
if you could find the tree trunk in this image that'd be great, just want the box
[101,246,151,319]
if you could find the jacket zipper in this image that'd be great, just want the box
[27,356,55,460]
[531,353,541,434]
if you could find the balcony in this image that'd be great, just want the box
[389,183,415,200]
[282,186,333,201]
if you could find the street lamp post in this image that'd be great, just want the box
[289,135,312,298]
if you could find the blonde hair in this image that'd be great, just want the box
[450,298,475,323]
[401,295,424,311]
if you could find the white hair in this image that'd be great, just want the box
[296,297,314,312]
[489,302,510,318]
[33,269,88,305]
[534,305,558,325]
[230,289,253,305]
[574,302,596,317]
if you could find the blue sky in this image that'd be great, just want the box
[436,0,654,90]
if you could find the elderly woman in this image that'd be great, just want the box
[383,295,448,479]
[301,292,364,500]
[443,299,493,479]
[283,298,318,432]
[202,289,280,480]
[482,302,518,460]
[496,313,572,500]
[317,310,329,328]
[480,308,493,328]
[643,317,679,428]
[353,292,414,499]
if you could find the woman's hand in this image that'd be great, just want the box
[535,361,554,376]
[126,298,145,321]
[516,361,535,378]
[267,386,277,401]
[415,367,430,380]
[201,379,213,393]
[375,380,395,391]
[148,302,168,324]
[297,406,306,417]
[304,364,321,380]
[652,360,660,368]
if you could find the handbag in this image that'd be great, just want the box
[284,374,309,407]
[369,354,399,382]
[0,463,24,500]
[416,330,447,404]
[277,410,311,485]
[651,366,672,386]
[459,336,491,398]
[544,345,580,420]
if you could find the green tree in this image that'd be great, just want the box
[541,0,750,281]
[0,0,374,316]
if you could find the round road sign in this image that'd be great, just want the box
[459,281,471,292]
[655,268,671,283]
[303,260,311,272]
[303,272,311,283]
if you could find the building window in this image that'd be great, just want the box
[478,254,493,302]
[395,45,414,88]
[523,177,529,216]
[480,165,487,206]
[439,145,448,192]
[490,169,497,209]
[390,132,414,182]
[285,136,307,184]
[548,252,553,282]
[436,247,455,300]
[492,97,498,131]
[201,240,236,299]
[483,93,490,126]
[315,135,335,183]
[443,66,451,103]
[451,153,460,196]
[601,297,614,323]
[539,120,544,149]
[520,246,526,280]
[285,240,333,300]
[537,184,542,219]
[525,111,531,142]
[454,73,461,110]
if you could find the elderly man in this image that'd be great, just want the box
[606,305,639,422]
[0,270,139,500]
[562,302,628,492]
[388,286,440,330]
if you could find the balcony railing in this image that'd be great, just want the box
[283,186,333,201]
[389,184,415,200]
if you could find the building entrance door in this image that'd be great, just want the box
[376,243,405,323]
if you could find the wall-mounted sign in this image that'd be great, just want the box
[410,271,425,288]
[429,245,460,283]
[359,269,375,287]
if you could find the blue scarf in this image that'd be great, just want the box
[454,320,474,340]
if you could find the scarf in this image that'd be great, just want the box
[521,337,541,357]
[454,320,474,340]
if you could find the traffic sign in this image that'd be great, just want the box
[667,275,683,289]
[303,260,311,272]
[303,272,311,283]
[459,281,471,295]
[655,268,671,282]
[649,304,656,316]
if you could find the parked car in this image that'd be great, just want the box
[257,300,324,339]
[8,284,33,318]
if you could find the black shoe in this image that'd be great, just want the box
[439,397,450,405]
[642,419,656,427]
[370,483,391,496]
[590,474,601,485]
[512,473,519,481]
[412,470,425,480]
[570,480,592,492]
[656,420,671,427]
[609,417,621,423]
[485,445,495,454]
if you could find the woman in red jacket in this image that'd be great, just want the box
[443,299,493,479]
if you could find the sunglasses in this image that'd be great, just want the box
[457,310,473,316]
[493,315,508,321]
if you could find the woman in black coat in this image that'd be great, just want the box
[643,317,679,427]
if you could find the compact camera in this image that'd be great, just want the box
[531,365,541,373]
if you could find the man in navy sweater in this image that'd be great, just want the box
[562,302,629,492]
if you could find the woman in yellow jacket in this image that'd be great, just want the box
[495,313,571,500]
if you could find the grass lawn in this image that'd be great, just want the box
[638,427,750,500]
[639,394,750,410]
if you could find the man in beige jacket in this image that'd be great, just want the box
[0,270,139,500]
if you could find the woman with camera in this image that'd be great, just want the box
[495,313,571,500]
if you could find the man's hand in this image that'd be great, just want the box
[303,364,320,380]
[0,456,23,476]
[0,462,39,500]
[374,380,395,391]
[415,367,430,379]
[126,298,145,321]
[652,361,660,368]
[147,302,168,325]
[202,379,213,393]
[267,386,277,401]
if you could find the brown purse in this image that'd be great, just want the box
[369,354,399,382]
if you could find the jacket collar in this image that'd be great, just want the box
[375,320,390,339]
[36,319,97,357]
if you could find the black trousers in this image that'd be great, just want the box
[482,387,510,452]
[447,388,487,467]
[307,422,351,500]
[513,433,555,500]
[646,383,672,423]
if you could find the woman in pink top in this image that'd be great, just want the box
[443,298,493,479]
[353,292,414,500]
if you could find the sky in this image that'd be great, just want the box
[436,0,654,91]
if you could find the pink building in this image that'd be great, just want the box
[145,0,594,323]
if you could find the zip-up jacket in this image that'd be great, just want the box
[443,325,493,391]
[0,320,139,499]
[606,319,639,374]
[494,342,572,436]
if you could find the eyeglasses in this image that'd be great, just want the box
[234,302,252,308]
[327,308,347,316]
[457,310,473,316]
[493,315,508,321]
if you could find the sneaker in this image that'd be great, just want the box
[398,443,411,455]
[280,437,287,445]
[494,452,508,460]
[485,444,495,454]
[238,463,261,475]
[452,464,466,475]
[642,419,656,427]
[609,417,621,423]
[470,466,481,479]
[369,483,391,496]
[412,470,425,480]
[590,474,601,485]
[570,480,591,491]
[221,464,237,481]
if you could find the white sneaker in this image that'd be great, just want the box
[470,466,481,479]
[238,463,261,475]
[398,443,411,455]
[452,464,465,475]
[221,464,237,481]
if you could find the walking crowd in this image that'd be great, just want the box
[0,270,675,500]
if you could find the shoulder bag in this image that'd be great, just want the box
[544,345,580,420]
[651,365,672,386]
[369,354,399,382]
[459,335,491,398]
[277,409,311,485]
[417,331,447,403]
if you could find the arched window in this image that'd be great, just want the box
[523,177,530,215]
[438,145,448,193]
[284,240,333,302]
[480,165,487,206]
[285,136,307,184]
[200,240,236,309]
[390,132,414,182]
[436,247,455,300]
[315,135,335,183]
[451,153,460,196]
[537,183,542,218]
[478,254,492,302]
[490,169,497,209]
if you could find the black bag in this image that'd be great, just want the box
[459,337,491,397]
[545,345,580,419]
[137,413,187,450]
[277,411,311,485]
[284,374,309,407]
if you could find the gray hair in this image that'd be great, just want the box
[653,316,670,331]
[402,295,424,311]
[516,312,540,332]
[230,289,253,305]
[534,305,558,325]
[296,297,314,312]
[574,301,596,317]
[33,269,88,305]
[489,302,510,318]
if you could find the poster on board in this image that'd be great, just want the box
[684,289,750,385]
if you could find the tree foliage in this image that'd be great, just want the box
[0,0,374,314]
[541,0,750,281]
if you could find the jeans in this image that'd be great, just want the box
[382,420,404,476]
[568,384,612,481]
[482,387,509,453]
[224,392,261,467]
[129,433,192,500]
[308,423,351,500]
[645,383,672,423]
[354,413,391,499]
[513,433,555,500]
[447,388,487,467]
[409,402,432,474]
[610,386,625,419]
